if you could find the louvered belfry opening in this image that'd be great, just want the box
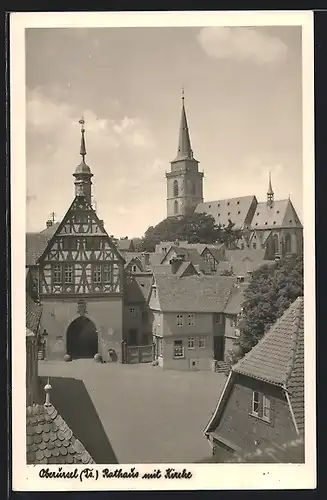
[66,316,98,359]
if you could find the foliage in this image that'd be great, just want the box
[138,213,242,252]
[224,345,243,368]
[237,254,303,355]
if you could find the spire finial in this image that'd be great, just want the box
[182,85,185,101]
[267,170,274,206]
[44,377,52,407]
[79,116,87,160]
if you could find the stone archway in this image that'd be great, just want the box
[66,316,98,359]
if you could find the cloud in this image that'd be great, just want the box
[26,88,164,238]
[197,27,288,65]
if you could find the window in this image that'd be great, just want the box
[198,336,206,348]
[173,180,179,197]
[230,318,236,327]
[173,340,184,358]
[132,264,137,272]
[103,264,112,283]
[153,287,157,299]
[53,264,62,284]
[130,308,136,317]
[237,210,241,214]
[176,314,183,326]
[215,313,223,324]
[227,212,231,216]
[241,243,245,250]
[64,264,73,284]
[85,237,99,250]
[188,337,195,349]
[188,314,195,326]
[251,391,271,422]
[237,201,240,205]
[174,200,178,215]
[253,243,257,249]
[92,265,101,283]
[227,202,230,206]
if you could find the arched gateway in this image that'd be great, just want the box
[66,316,98,359]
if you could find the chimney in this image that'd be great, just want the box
[46,220,53,229]
[170,255,184,274]
[142,252,150,266]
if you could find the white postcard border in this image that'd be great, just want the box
[10,10,316,491]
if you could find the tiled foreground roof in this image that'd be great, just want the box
[26,403,95,465]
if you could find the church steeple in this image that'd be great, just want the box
[73,117,93,205]
[166,90,203,218]
[267,171,274,207]
[174,88,194,161]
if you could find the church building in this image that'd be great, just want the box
[166,94,303,259]
[26,119,125,362]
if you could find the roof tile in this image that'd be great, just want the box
[26,403,95,465]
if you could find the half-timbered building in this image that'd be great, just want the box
[26,120,125,362]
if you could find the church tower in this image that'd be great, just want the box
[166,91,204,217]
[73,118,93,206]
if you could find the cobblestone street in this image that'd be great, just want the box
[38,360,226,464]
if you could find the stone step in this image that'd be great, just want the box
[215,361,230,373]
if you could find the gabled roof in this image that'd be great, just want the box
[195,195,257,230]
[26,223,60,266]
[233,296,304,387]
[124,275,153,304]
[205,297,304,436]
[153,274,235,313]
[225,248,268,262]
[251,199,303,230]
[26,294,42,334]
[223,284,248,315]
[26,403,95,465]
[160,246,209,273]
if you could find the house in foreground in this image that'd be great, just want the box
[204,296,304,463]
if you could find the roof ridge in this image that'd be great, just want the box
[285,298,303,386]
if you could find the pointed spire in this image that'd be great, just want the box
[267,171,274,194]
[267,171,274,207]
[174,89,194,161]
[79,117,87,160]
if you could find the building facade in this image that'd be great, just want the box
[26,120,125,362]
[204,297,304,462]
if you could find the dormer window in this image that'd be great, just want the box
[228,212,231,216]
[218,203,220,207]
[265,222,267,225]
[256,212,259,216]
[132,265,137,273]
[227,202,230,206]
[289,219,293,223]
[255,223,258,226]
[273,221,276,225]
[218,213,220,217]
[208,205,211,208]
[237,210,241,214]
[277,210,280,214]
[237,201,240,205]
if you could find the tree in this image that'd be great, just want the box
[238,254,303,355]
[139,213,242,252]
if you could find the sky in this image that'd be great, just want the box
[25,25,303,238]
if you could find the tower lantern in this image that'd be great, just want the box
[73,117,93,205]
